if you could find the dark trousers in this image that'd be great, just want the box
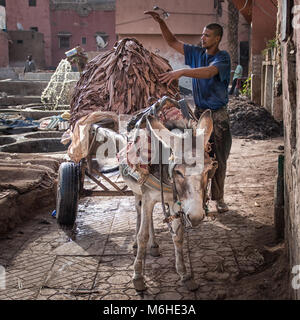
[195,107,232,201]
[229,78,238,95]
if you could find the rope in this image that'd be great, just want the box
[185,228,195,289]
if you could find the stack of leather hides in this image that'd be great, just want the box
[69,38,180,128]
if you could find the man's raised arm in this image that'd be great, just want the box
[144,11,184,55]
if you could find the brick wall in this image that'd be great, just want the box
[0,30,9,67]
[4,1,116,68]
[50,8,116,68]
[8,30,45,68]
[280,0,300,300]
[6,0,52,67]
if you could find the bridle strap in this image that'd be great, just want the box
[172,179,178,204]
[159,141,174,234]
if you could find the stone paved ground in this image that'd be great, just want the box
[0,137,288,300]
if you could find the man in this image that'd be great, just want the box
[145,11,232,213]
[229,62,243,95]
[24,55,36,73]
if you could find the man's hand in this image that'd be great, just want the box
[159,69,185,86]
[144,10,163,23]
[145,10,184,55]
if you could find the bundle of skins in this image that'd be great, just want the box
[69,38,180,129]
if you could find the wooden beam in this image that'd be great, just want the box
[92,168,126,195]
[82,189,134,197]
[85,170,109,191]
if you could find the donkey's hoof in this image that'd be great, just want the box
[150,245,160,257]
[133,278,147,292]
[182,278,199,291]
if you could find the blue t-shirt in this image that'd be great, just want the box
[184,44,231,110]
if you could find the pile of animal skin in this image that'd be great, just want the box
[69,38,180,128]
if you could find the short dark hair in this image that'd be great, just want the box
[205,23,223,40]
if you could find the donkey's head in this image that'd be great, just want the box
[148,109,217,227]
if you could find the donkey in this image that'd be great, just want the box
[117,109,216,292]
[90,105,216,291]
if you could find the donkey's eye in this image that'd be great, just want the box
[174,170,184,179]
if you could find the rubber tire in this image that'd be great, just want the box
[56,162,80,228]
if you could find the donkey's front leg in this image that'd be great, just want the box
[171,218,199,291]
[149,208,160,257]
[133,195,142,256]
[132,194,155,292]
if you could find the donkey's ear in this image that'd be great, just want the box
[146,115,184,151]
[196,109,213,147]
[146,115,167,131]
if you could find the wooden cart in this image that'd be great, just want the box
[56,119,133,228]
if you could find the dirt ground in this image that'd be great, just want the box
[0,153,61,233]
[0,134,290,300]
[220,136,288,299]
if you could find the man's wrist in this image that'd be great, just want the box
[180,69,188,77]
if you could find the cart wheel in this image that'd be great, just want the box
[56,162,80,228]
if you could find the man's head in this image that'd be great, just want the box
[27,55,32,61]
[201,23,223,49]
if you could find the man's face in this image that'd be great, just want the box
[200,28,220,49]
